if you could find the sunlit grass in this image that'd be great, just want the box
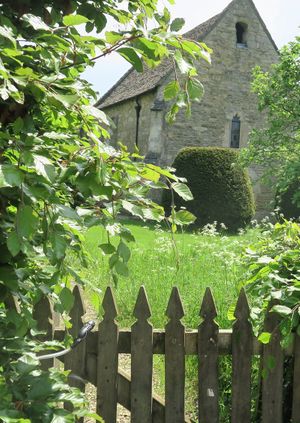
[79,220,259,329]
[71,220,261,421]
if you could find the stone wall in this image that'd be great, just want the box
[159,0,278,164]
[156,0,278,212]
[102,0,278,215]
[104,91,155,156]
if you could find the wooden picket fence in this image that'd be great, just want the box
[8,285,300,423]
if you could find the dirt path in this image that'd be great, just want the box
[84,301,131,422]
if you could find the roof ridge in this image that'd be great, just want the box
[243,0,278,51]
[96,0,278,109]
[95,66,135,107]
[96,6,227,108]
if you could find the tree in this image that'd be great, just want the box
[0,0,208,420]
[241,36,300,208]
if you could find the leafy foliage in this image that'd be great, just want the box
[276,178,300,219]
[0,0,210,420]
[162,147,255,231]
[243,220,300,347]
[241,36,300,208]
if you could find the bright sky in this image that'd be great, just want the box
[82,0,300,99]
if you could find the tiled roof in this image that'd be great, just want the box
[97,0,277,109]
[98,59,173,108]
[97,13,221,109]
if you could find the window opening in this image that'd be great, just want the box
[230,115,241,148]
[236,22,248,46]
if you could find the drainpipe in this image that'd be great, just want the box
[135,97,141,148]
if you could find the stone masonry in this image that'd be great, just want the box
[98,0,279,216]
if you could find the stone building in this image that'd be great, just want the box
[97,0,278,213]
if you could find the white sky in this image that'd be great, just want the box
[82,0,300,98]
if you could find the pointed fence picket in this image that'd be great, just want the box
[198,288,219,423]
[97,286,119,423]
[12,285,299,423]
[131,286,153,423]
[231,288,253,423]
[262,304,284,423]
[33,296,54,370]
[165,287,185,423]
[292,333,300,422]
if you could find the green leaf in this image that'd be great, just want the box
[99,243,116,254]
[172,210,196,225]
[146,164,177,181]
[0,85,9,100]
[0,266,18,289]
[85,21,95,33]
[170,18,185,32]
[63,14,90,26]
[143,207,164,222]
[164,80,180,101]
[105,31,123,44]
[174,50,192,74]
[50,93,80,107]
[16,205,38,239]
[10,88,24,104]
[115,260,129,277]
[0,164,23,187]
[172,182,193,201]
[120,228,135,242]
[187,78,204,100]
[117,47,143,72]
[271,305,292,316]
[109,253,119,269]
[122,200,144,219]
[258,332,271,344]
[0,25,16,46]
[141,167,160,182]
[55,205,80,221]
[117,242,131,262]
[82,105,109,125]
[94,13,107,33]
[21,14,50,31]
[33,154,56,182]
[59,287,74,312]
[7,231,21,257]
[13,117,24,133]
[51,233,67,260]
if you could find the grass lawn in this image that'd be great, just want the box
[80,219,259,328]
[73,220,260,421]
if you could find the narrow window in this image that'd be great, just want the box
[230,115,241,148]
[236,22,248,46]
[109,116,119,145]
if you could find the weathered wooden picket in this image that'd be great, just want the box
[8,285,300,423]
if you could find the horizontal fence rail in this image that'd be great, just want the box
[7,285,300,423]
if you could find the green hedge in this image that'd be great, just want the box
[163,147,255,231]
[276,179,300,219]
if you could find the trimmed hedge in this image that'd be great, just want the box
[276,179,300,219]
[162,147,255,231]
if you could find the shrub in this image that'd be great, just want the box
[242,218,300,344]
[242,219,300,423]
[162,147,255,231]
[276,179,300,219]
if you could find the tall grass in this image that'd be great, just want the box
[73,220,260,421]
[80,221,258,327]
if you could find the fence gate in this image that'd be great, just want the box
[27,285,300,422]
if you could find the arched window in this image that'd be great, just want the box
[236,22,248,46]
[230,115,241,148]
